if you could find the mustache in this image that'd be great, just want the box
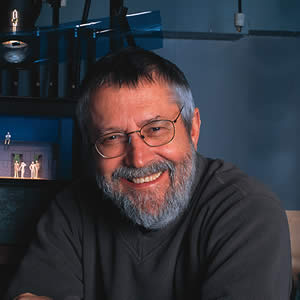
[112,160,176,181]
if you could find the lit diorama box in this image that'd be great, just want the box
[0,116,72,180]
[0,96,79,246]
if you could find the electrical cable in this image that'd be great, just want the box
[52,3,60,27]
[238,0,242,13]
[81,0,91,24]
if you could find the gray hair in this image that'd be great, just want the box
[76,47,196,145]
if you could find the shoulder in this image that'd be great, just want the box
[191,156,290,260]
[189,156,292,299]
[49,177,102,221]
[192,155,288,231]
[35,178,103,243]
[196,155,282,207]
[56,177,97,203]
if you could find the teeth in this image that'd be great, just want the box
[132,172,162,184]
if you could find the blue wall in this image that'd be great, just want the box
[37,0,300,33]
[155,36,300,210]
[0,117,59,142]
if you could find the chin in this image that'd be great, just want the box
[95,146,198,229]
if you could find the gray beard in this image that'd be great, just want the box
[95,147,197,230]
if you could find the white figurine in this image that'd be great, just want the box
[14,161,20,178]
[35,160,40,179]
[19,161,27,178]
[29,161,36,179]
[4,131,11,145]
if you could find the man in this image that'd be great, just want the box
[6,47,292,300]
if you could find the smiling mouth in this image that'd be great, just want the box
[129,171,163,184]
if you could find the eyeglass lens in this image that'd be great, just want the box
[96,120,175,158]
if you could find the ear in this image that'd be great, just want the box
[190,108,201,150]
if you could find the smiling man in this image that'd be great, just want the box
[90,80,199,229]
[6,47,292,300]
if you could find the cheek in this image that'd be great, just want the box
[96,157,122,177]
[161,133,192,160]
[156,145,189,167]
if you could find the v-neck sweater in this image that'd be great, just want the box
[5,154,292,300]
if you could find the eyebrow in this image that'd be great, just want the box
[136,115,163,127]
[96,114,164,136]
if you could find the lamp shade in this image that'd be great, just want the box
[0,0,42,33]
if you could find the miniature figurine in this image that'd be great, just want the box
[14,160,20,178]
[4,132,11,145]
[19,161,27,178]
[29,161,36,179]
[35,160,40,179]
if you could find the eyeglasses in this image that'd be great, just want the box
[94,106,184,159]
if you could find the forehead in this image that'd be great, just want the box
[89,80,179,130]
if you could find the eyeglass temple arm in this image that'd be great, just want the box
[173,105,184,123]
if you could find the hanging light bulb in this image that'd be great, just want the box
[0,0,42,64]
[11,9,19,33]
[234,0,245,33]
[0,0,42,33]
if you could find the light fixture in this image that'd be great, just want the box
[0,0,42,64]
[0,0,42,33]
[234,0,245,33]
[2,40,29,64]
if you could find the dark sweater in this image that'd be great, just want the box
[5,155,292,300]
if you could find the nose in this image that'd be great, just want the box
[123,132,155,168]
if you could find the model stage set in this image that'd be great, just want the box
[1,132,54,180]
